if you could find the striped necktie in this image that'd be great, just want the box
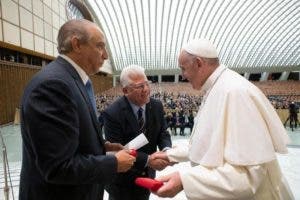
[137,107,145,133]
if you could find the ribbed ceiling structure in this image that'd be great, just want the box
[87,0,300,74]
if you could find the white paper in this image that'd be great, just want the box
[124,133,149,150]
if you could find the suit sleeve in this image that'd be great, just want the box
[23,79,117,185]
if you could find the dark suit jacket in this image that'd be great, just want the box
[19,56,117,200]
[103,96,172,185]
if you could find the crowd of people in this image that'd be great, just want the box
[96,90,299,135]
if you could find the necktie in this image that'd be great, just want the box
[137,107,145,133]
[85,79,98,115]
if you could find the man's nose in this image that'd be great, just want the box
[102,48,108,60]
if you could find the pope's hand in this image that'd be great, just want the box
[153,172,183,197]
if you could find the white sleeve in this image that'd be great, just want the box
[167,146,189,162]
[180,162,266,200]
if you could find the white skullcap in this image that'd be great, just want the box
[182,39,218,58]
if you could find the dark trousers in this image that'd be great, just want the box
[107,182,150,200]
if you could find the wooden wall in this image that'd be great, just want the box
[91,73,113,94]
[0,60,113,125]
[0,61,40,124]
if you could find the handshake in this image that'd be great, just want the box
[147,151,176,171]
[104,141,175,172]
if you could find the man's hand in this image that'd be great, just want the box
[115,149,136,172]
[149,151,177,169]
[148,152,170,171]
[151,151,169,161]
[105,141,124,151]
[152,172,183,197]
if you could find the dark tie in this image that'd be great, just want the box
[137,107,145,133]
[85,79,97,115]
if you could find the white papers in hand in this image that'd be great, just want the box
[124,133,149,150]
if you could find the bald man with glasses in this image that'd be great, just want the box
[102,65,172,200]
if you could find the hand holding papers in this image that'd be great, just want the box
[106,133,148,155]
[124,133,149,150]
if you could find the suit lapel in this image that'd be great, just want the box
[145,100,154,140]
[122,97,140,136]
[122,97,155,142]
[58,57,104,145]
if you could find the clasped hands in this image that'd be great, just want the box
[148,151,176,171]
[105,143,182,197]
[104,142,174,172]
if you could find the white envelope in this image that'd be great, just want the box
[124,133,149,150]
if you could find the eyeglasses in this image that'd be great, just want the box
[128,81,152,90]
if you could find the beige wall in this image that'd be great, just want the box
[0,0,68,58]
[0,0,114,74]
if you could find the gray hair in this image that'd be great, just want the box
[120,65,146,87]
[57,19,93,54]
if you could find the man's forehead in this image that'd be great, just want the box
[92,31,106,44]
[179,53,190,64]
[131,74,146,79]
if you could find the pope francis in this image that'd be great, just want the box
[152,39,294,200]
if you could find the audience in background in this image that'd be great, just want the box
[95,85,299,134]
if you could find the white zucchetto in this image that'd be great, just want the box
[182,39,218,58]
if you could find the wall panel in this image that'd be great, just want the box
[3,21,20,46]
[0,19,3,41]
[0,61,40,124]
[0,61,113,124]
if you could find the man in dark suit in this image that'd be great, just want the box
[19,19,135,200]
[103,65,172,200]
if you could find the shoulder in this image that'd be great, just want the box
[219,69,259,94]
[104,96,127,114]
[23,59,75,97]
[148,98,164,112]
[149,97,163,106]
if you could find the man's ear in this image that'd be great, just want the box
[122,87,128,95]
[195,57,203,68]
[70,36,81,53]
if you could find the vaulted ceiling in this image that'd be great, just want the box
[86,0,300,74]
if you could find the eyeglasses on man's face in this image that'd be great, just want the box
[128,81,152,90]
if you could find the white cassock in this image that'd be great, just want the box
[167,65,294,200]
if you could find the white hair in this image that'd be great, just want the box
[120,65,146,87]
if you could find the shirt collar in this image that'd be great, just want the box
[200,64,226,94]
[59,55,89,85]
[127,98,146,117]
